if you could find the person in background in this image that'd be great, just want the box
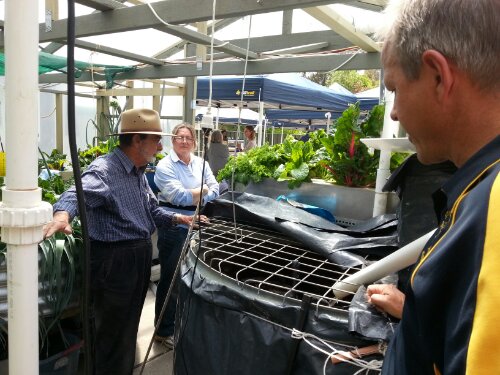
[241,125,256,151]
[220,129,229,145]
[43,109,198,375]
[207,129,229,178]
[366,0,500,374]
[153,123,219,348]
[299,127,312,142]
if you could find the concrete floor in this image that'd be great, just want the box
[133,287,174,375]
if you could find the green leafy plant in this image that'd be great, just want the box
[320,103,385,187]
[0,174,82,359]
[211,104,407,189]
[38,230,81,357]
[86,99,121,148]
[78,141,112,169]
[273,136,318,188]
[38,149,69,174]
[217,143,284,185]
[38,175,74,205]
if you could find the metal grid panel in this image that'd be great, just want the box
[193,218,363,311]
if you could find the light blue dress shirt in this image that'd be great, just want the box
[154,150,219,226]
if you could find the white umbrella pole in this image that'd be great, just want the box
[0,1,52,374]
[325,112,331,134]
[215,107,220,130]
[332,230,436,299]
[257,101,264,147]
[372,91,398,217]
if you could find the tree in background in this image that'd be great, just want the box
[329,70,377,93]
[304,70,379,93]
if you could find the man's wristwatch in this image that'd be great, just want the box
[172,213,180,226]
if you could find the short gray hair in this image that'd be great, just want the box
[172,122,197,146]
[379,0,500,90]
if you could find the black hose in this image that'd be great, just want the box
[67,2,93,373]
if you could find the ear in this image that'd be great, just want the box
[421,50,455,102]
[131,134,142,147]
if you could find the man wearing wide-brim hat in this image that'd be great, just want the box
[44,108,205,374]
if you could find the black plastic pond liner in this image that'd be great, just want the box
[349,286,398,341]
[174,255,383,375]
[203,192,398,267]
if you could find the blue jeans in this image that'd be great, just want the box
[155,226,188,337]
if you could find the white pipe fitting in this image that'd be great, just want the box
[332,229,436,299]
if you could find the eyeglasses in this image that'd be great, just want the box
[172,136,194,143]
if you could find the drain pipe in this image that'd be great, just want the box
[372,91,397,217]
[0,1,53,374]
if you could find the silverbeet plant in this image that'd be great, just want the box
[320,103,385,187]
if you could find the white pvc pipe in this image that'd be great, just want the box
[263,119,268,145]
[325,112,331,134]
[372,91,397,217]
[215,107,220,130]
[257,101,264,147]
[3,1,43,373]
[332,229,436,299]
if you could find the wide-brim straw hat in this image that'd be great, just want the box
[111,108,170,136]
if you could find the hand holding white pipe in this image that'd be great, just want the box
[332,229,436,299]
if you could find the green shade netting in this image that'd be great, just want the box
[0,51,136,89]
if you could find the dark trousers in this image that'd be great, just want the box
[90,239,152,375]
[155,226,188,337]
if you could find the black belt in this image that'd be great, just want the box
[159,201,197,211]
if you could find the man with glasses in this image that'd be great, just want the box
[43,108,199,375]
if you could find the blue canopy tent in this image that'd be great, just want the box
[196,73,358,112]
[195,114,259,125]
[195,107,260,126]
[356,86,383,111]
[266,109,343,127]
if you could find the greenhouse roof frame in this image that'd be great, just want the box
[0,0,387,85]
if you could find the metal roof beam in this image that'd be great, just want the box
[75,0,129,11]
[39,52,381,83]
[304,6,381,52]
[33,0,356,42]
[153,17,239,59]
[39,4,255,60]
[42,0,130,54]
[345,0,387,11]
[73,39,164,65]
[180,30,351,61]
[153,23,258,60]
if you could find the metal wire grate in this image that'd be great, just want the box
[191,217,363,312]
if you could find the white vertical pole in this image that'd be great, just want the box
[373,91,398,217]
[1,1,51,374]
[325,112,331,134]
[263,119,268,145]
[215,107,220,130]
[257,101,264,147]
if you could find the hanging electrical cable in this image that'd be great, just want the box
[139,3,219,372]
[230,14,253,242]
[66,1,93,373]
